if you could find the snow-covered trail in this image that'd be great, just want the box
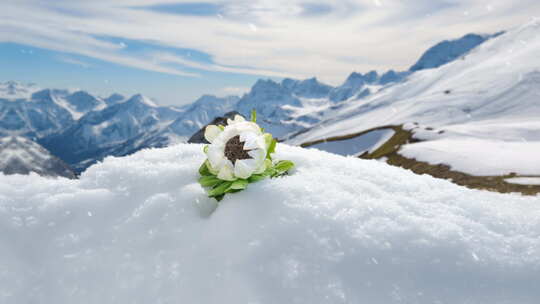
[0,144,539,303]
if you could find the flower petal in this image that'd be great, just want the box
[254,161,266,174]
[232,121,262,135]
[206,161,219,175]
[233,115,246,123]
[226,115,245,126]
[217,160,235,181]
[207,145,225,168]
[248,135,267,150]
[248,149,266,163]
[239,132,259,150]
[234,159,257,179]
[204,125,222,143]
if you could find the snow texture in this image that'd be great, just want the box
[400,138,540,176]
[0,143,539,303]
[505,177,540,186]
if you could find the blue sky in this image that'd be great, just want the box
[1,0,539,105]
[0,41,262,104]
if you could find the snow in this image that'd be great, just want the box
[0,143,539,303]
[130,94,158,107]
[307,128,395,157]
[288,21,540,177]
[399,138,540,176]
[505,177,540,186]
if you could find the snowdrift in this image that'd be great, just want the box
[0,144,539,303]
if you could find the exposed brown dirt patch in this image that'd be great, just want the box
[302,125,540,196]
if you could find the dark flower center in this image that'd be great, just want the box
[224,135,253,164]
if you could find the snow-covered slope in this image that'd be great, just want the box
[0,143,538,303]
[289,21,540,177]
[0,136,75,178]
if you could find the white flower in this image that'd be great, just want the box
[204,115,269,181]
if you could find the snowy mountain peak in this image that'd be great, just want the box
[364,71,378,83]
[0,136,76,178]
[126,94,158,107]
[66,91,106,113]
[345,72,363,81]
[409,32,503,72]
[280,78,297,89]
[250,77,332,99]
[328,72,375,102]
[252,79,281,91]
[380,70,401,84]
[104,93,125,105]
[344,71,378,84]
[279,77,333,98]
[30,89,57,103]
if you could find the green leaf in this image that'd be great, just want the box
[198,175,222,187]
[251,109,257,122]
[274,160,295,173]
[263,166,276,177]
[229,179,248,191]
[263,133,273,149]
[248,174,267,183]
[198,160,212,176]
[266,138,277,159]
[208,181,233,197]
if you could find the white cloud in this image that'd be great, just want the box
[57,56,91,68]
[1,0,539,84]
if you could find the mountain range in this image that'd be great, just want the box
[1,29,525,184]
